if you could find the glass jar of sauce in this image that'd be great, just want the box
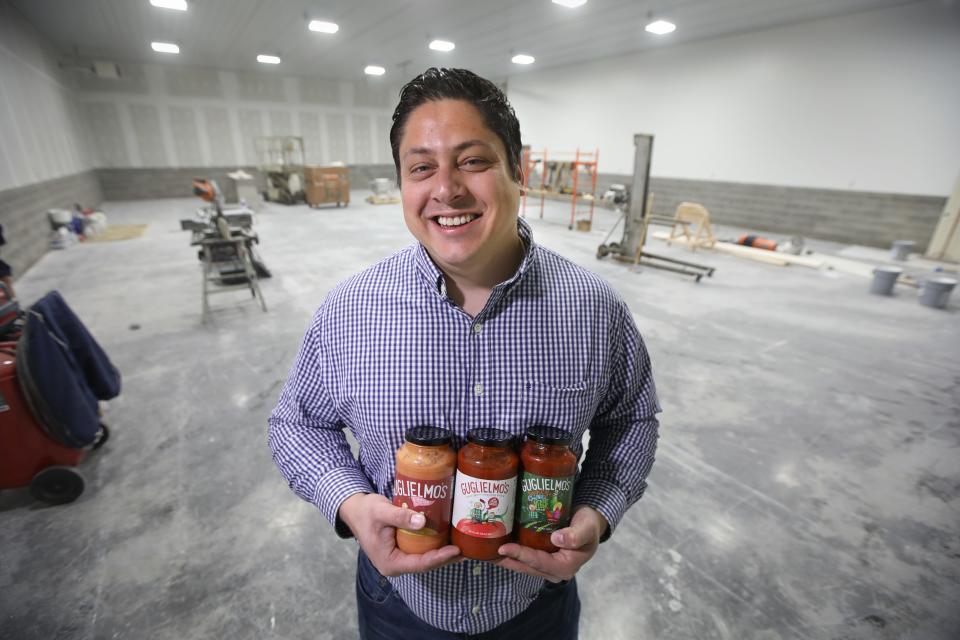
[451,428,519,560]
[518,426,577,552]
[393,426,457,554]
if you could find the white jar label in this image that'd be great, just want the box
[451,470,517,538]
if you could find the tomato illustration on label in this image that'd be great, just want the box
[459,497,506,538]
[451,472,517,539]
[456,518,507,538]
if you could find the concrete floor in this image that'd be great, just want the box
[1,194,958,640]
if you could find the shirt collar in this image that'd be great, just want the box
[413,217,538,298]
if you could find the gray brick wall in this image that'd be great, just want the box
[97,166,261,202]
[588,174,945,251]
[97,164,398,202]
[350,164,397,188]
[0,171,102,281]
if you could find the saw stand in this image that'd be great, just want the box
[596,134,714,282]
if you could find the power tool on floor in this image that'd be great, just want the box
[187,178,271,280]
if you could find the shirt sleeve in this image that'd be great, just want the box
[267,302,374,537]
[573,299,660,541]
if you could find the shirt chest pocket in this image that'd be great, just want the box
[518,380,598,436]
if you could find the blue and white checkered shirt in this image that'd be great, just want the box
[268,218,659,634]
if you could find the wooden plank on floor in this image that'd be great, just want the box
[652,232,794,267]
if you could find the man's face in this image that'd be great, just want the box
[398,99,521,278]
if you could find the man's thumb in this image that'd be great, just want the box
[387,503,426,530]
[550,527,579,549]
[408,512,426,529]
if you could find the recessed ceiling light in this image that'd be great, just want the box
[150,0,187,10]
[151,41,180,54]
[645,20,676,35]
[428,40,455,52]
[257,54,281,65]
[308,20,339,34]
[552,0,587,7]
[511,54,535,65]
[364,65,386,76]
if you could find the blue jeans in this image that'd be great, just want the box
[356,550,580,640]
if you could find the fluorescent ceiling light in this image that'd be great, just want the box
[257,54,281,64]
[150,0,187,10]
[552,0,587,7]
[428,40,455,52]
[511,54,535,65]
[364,65,386,76]
[308,20,339,34]
[645,20,676,35]
[151,41,180,54]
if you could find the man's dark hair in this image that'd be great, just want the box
[390,68,523,185]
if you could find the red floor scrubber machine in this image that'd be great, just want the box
[0,285,118,504]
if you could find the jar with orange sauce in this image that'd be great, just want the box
[393,426,457,554]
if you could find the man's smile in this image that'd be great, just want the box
[430,213,482,229]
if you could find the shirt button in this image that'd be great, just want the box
[472,565,482,576]
[471,605,481,615]
[474,383,484,396]
[473,323,482,334]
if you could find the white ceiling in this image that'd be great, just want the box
[13,0,918,82]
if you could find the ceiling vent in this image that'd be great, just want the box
[59,59,122,79]
[93,61,122,79]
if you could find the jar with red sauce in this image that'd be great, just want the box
[517,426,577,552]
[450,428,519,560]
[393,426,457,554]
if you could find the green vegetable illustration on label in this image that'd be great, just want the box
[518,472,574,532]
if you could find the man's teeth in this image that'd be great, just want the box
[436,214,477,227]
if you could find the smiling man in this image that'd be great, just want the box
[398,97,525,317]
[269,68,660,639]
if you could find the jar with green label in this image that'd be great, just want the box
[517,426,577,552]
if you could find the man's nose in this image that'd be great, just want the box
[431,164,465,204]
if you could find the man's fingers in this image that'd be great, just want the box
[497,543,585,581]
[497,543,555,576]
[494,556,561,582]
[383,544,461,576]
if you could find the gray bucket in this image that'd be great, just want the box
[918,277,957,309]
[890,240,915,261]
[870,266,902,295]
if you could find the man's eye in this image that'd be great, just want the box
[462,158,490,169]
[409,165,429,173]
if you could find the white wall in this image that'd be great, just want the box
[73,62,398,169]
[507,1,960,197]
[0,1,93,191]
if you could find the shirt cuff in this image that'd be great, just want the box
[572,478,629,543]
[313,464,375,539]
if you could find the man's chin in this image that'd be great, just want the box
[431,251,473,272]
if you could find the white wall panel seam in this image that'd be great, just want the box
[118,102,142,167]
[0,40,73,93]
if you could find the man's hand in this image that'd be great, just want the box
[496,505,608,583]
[338,492,461,577]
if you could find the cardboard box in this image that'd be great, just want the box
[304,166,349,207]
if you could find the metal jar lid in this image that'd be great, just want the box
[466,427,514,448]
[405,426,453,446]
[525,425,574,446]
